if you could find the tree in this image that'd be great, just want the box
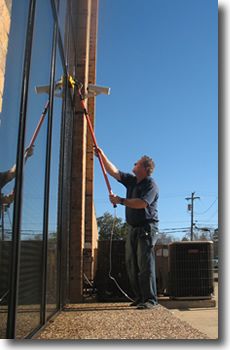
[97,212,127,240]
[212,228,218,242]
[157,232,175,244]
[181,226,215,241]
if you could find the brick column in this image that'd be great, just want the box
[69,0,92,302]
[84,0,99,285]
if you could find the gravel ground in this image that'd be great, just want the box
[35,303,209,340]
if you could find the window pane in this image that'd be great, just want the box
[46,49,63,319]
[16,0,54,339]
[0,0,30,339]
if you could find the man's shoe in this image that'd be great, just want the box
[137,302,159,310]
[129,299,141,307]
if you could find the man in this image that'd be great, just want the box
[0,166,16,206]
[0,145,34,206]
[95,147,159,309]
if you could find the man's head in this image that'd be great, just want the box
[132,155,155,178]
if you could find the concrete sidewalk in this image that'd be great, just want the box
[171,307,218,339]
[169,282,218,339]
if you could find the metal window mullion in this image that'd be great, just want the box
[51,0,76,108]
[51,0,75,309]
[51,0,66,70]
[58,83,74,308]
[6,0,37,339]
[40,21,58,326]
[56,3,74,305]
[55,72,68,310]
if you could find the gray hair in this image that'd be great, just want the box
[141,155,155,175]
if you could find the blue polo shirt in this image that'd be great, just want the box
[118,171,159,227]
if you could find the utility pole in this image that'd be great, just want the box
[185,192,200,241]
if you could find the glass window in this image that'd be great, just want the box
[46,49,63,320]
[58,86,74,306]
[0,0,30,339]
[1,0,76,338]
[56,0,68,46]
[54,0,76,74]
[15,0,54,338]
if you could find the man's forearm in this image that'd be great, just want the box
[122,198,147,209]
[109,194,147,209]
[8,165,16,181]
[99,150,120,179]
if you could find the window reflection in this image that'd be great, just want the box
[56,0,68,46]
[46,49,63,319]
[16,0,54,338]
[0,0,76,339]
[0,0,30,339]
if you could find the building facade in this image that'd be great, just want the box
[0,0,98,339]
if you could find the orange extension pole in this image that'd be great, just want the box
[27,100,50,149]
[8,100,49,199]
[77,87,116,207]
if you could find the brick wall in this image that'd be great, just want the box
[84,0,99,285]
[69,0,99,302]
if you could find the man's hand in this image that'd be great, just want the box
[1,192,14,205]
[110,196,148,209]
[93,146,121,181]
[109,193,122,205]
[93,145,102,158]
[24,145,34,161]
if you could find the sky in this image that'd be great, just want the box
[93,0,218,238]
[0,0,218,241]
[1,0,229,347]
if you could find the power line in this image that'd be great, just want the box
[195,198,218,215]
[160,227,190,231]
[207,210,218,221]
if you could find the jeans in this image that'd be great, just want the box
[125,223,159,305]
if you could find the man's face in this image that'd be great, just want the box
[132,159,147,176]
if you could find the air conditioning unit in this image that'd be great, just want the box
[94,240,134,301]
[155,244,169,295]
[95,240,170,301]
[168,241,214,299]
